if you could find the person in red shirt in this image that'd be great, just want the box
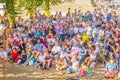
[11,48,19,62]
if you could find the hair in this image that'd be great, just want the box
[91,45,96,50]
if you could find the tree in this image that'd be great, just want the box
[18,0,73,18]
[91,0,94,5]
[0,0,20,28]
[41,0,73,17]
[18,0,43,19]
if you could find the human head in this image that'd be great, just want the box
[109,58,115,65]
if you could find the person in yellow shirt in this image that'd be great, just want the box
[82,33,89,42]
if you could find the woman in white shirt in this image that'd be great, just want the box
[73,25,79,35]
[51,42,61,59]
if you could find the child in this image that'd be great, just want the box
[10,48,19,63]
[55,55,67,70]
[42,50,52,70]
[66,56,79,74]
[28,52,35,66]
[16,50,27,65]
[23,51,35,66]
[105,58,118,78]
[36,52,45,68]
[78,62,89,77]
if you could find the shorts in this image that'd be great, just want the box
[90,55,96,60]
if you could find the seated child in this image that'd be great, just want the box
[16,50,27,65]
[66,56,79,74]
[0,47,8,61]
[23,51,35,66]
[36,52,45,68]
[55,55,67,70]
[10,48,19,63]
[105,58,118,78]
[84,45,97,66]
[78,62,89,77]
[42,50,52,70]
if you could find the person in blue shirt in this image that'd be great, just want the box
[71,35,76,43]
[35,30,42,38]
[78,45,87,64]
[84,15,89,21]
[105,58,118,78]
[106,13,112,22]
[35,40,42,52]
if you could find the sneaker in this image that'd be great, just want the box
[22,64,26,67]
[41,67,45,70]
[46,68,49,70]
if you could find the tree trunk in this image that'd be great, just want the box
[8,17,14,28]
[91,0,94,4]
[28,10,35,19]
[44,0,50,18]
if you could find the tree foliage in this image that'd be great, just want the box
[0,0,20,18]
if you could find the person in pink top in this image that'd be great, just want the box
[71,43,79,55]
[66,42,79,61]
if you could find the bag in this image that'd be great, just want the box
[79,69,88,77]
[87,72,94,77]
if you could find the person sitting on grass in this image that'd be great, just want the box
[51,42,61,60]
[16,50,27,65]
[0,47,8,61]
[55,55,67,71]
[105,58,118,78]
[66,56,79,74]
[35,52,45,68]
[23,51,35,66]
[78,62,89,77]
[10,48,19,63]
[78,45,87,64]
[42,50,52,70]
[84,45,97,66]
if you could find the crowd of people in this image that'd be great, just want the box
[0,4,120,79]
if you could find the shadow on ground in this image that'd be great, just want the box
[0,61,114,80]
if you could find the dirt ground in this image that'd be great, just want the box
[0,61,110,80]
[50,0,120,15]
[0,1,120,80]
